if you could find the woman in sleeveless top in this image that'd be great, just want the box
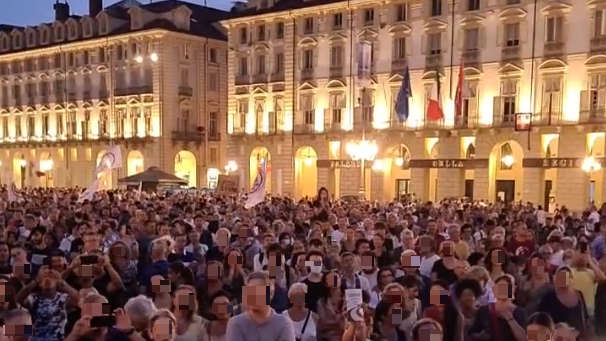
[283,283,317,341]
[171,285,208,341]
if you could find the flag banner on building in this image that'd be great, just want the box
[455,63,464,117]
[7,182,18,203]
[245,162,266,209]
[78,179,99,203]
[95,145,123,175]
[357,41,372,87]
[427,70,444,120]
[395,65,412,122]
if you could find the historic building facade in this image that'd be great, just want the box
[223,0,606,211]
[0,0,228,189]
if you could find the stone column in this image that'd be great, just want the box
[410,167,429,201]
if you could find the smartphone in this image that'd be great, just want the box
[90,315,116,328]
[81,255,98,265]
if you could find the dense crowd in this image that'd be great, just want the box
[0,186,603,341]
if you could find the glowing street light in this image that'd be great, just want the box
[582,156,601,173]
[224,160,238,174]
[134,55,144,63]
[346,139,378,198]
[372,159,385,172]
[394,157,404,167]
[501,154,515,168]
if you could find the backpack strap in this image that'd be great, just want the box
[300,309,312,339]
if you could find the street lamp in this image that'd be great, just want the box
[501,154,515,168]
[582,156,601,173]
[224,160,238,174]
[346,139,378,198]
[40,159,54,188]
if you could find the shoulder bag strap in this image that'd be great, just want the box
[300,309,312,338]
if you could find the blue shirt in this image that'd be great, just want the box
[139,259,169,287]
[592,235,605,260]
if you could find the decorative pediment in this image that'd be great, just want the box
[357,28,378,40]
[538,58,567,71]
[298,81,316,91]
[587,0,606,9]
[424,19,447,32]
[97,100,108,107]
[327,32,347,42]
[38,104,50,111]
[66,103,78,110]
[298,37,318,47]
[388,23,412,35]
[498,62,524,75]
[127,97,140,105]
[81,66,93,74]
[422,69,444,80]
[464,66,483,77]
[82,101,93,108]
[52,104,64,111]
[541,1,572,15]
[585,55,606,68]
[388,73,403,83]
[499,7,527,21]
[251,86,268,95]
[326,79,346,88]
[459,14,485,26]
[253,42,270,52]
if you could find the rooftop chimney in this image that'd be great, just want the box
[54,1,70,21]
[90,0,103,17]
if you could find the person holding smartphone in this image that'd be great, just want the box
[571,238,606,319]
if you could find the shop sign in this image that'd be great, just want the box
[409,159,488,169]
[522,158,583,168]
[316,160,371,168]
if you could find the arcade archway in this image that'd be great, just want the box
[294,146,318,200]
[382,144,411,201]
[175,150,197,188]
[489,140,524,203]
[96,150,113,190]
[127,150,144,176]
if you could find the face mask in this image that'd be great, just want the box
[310,264,323,274]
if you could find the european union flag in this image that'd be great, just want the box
[395,65,412,122]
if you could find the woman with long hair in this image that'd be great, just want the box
[443,279,482,341]
[316,270,345,341]
[517,254,553,315]
[171,285,207,341]
[484,248,509,281]
[469,274,526,341]
[150,309,178,341]
[205,291,233,341]
[369,267,395,309]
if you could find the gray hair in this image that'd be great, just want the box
[125,295,158,321]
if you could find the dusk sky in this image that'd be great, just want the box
[0,0,233,27]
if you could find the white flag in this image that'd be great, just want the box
[95,145,123,175]
[357,41,372,87]
[244,163,266,209]
[7,182,17,203]
[78,179,99,203]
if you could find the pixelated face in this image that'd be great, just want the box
[151,316,175,341]
[429,285,448,306]
[216,230,230,248]
[243,281,270,309]
[0,280,14,304]
[151,276,171,294]
[530,258,547,276]
[440,242,454,257]
[4,314,33,341]
[554,270,571,289]
[494,280,513,300]
[238,227,251,241]
[325,271,341,289]
[227,251,244,268]
[553,327,577,341]
[417,322,443,341]
[527,324,551,341]
[361,254,375,270]
[81,301,111,317]
[491,250,506,265]
[12,262,31,279]
[400,254,420,269]
[207,262,223,281]
[174,289,196,311]
[211,296,232,319]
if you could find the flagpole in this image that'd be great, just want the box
[528,0,538,151]
[449,0,456,99]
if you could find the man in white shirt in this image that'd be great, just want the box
[253,232,277,272]
[340,252,371,295]
[418,235,440,278]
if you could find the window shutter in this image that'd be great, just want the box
[580,90,589,112]
[553,92,562,116]
[556,16,564,42]
[479,27,486,48]
[595,10,603,37]
[598,89,606,109]
[493,96,502,122]
[324,108,331,126]
[469,93,478,122]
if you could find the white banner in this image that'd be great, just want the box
[95,145,123,175]
[78,179,99,203]
[245,163,266,209]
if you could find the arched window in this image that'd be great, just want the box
[466,143,476,159]
[500,143,514,170]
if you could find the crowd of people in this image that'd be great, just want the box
[0,186,603,341]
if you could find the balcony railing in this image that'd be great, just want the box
[501,45,520,62]
[391,59,408,75]
[293,123,315,134]
[324,122,342,132]
[208,132,221,141]
[115,85,153,96]
[425,54,442,69]
[253,74,267,84]
[579,109,606,123]
[178,86,193,96]
[232,126,246,136]
[171,130,203,142]
[271,73,284,82]
[235,75,249,85]
[544,41,565,58]
[329,66,343,79]
[354,120,374,132]
[462,49,480,67]
[454,114,479,129]
[590,36,606,55]
[493,112,516,127]
[532,111,562,126]
[301,68,314,81]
